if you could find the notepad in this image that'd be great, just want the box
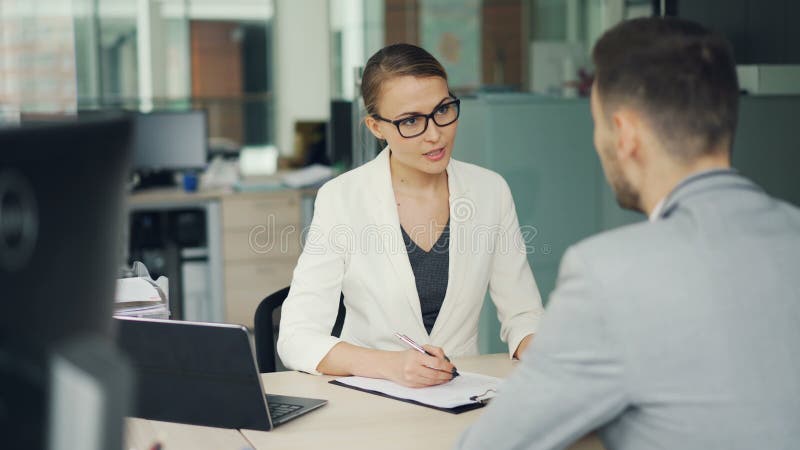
[330,372,500,414]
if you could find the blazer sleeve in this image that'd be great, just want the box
[456,247,629,450]
[277,184,346,374]
[488,178,545,357]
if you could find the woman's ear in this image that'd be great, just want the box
[364,116,385,141]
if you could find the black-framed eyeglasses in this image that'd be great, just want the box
[372,96,461,138]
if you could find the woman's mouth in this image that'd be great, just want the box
[423,147,446,161]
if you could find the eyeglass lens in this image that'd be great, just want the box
[397,101,460,138]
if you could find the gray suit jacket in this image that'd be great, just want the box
[457,170,800,450]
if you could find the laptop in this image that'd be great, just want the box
[115,317,327,431]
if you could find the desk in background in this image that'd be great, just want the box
[128,187,315,328]
[125,354,604,450]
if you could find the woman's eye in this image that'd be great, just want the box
[401,117,418,126]
[436,104,451,115]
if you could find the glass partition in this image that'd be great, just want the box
[329,0,654,99]
[71,0,275,150]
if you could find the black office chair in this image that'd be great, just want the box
[254,287,345,373]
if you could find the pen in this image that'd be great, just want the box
[393,332,460,378]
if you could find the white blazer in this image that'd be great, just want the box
[277,148,543,374]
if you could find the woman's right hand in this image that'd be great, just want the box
[384,346,456,388]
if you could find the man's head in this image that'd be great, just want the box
[590,17,739,213]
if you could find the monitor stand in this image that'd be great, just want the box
[135,170,176,190]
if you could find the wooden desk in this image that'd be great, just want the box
[124,354,603,450]
[125,417,252,450]
[242,354,605,450]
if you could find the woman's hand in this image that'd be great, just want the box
[384,345,456,388]
[514,334,534,360]
[316,342,455,387]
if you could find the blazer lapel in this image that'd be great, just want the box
[365,148,425,331]
[429,159,471,341]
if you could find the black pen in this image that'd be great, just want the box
[393,332,460,378]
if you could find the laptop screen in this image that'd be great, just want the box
[116,318,273,431]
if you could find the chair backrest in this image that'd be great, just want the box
[254,287,345,373]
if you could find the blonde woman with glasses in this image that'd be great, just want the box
[278,43,543,387]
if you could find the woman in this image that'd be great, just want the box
[278,43,543,387]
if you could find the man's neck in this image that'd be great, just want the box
[641,153,731,217]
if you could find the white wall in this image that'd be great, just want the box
[274,0,330,156]
[330,0,363,100]
[329,0,384,100]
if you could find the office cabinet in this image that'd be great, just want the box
[128,195,225,323]
[221,191,303,327]
[129,189,307,328]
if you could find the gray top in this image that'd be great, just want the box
[401,221,449,335]
[457,170,800,450]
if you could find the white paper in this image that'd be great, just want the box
[114,277,161,303]
[334,371,500,409]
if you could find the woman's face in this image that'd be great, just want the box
[366,75,458,176]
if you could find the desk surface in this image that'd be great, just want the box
[126,354,604,450]
[243,354,604,450]
[125,417,252,450]
[128,186,318,206]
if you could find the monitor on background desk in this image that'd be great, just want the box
[0,117,135,450]
[132,110,208,189]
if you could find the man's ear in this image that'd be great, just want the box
[612,108,641,163]
[364,116,385,140]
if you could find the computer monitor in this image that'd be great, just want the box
[133,110,208,172]
[0,117,134,449]
[328,100,353,168]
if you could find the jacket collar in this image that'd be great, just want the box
[362,147,470,339]
[363,147,469,201]
[658,168,762,219]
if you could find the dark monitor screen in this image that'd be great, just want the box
[329,100,353,168]
[0,117,133,448]
[133,110,207,171]
[1,117,133,347]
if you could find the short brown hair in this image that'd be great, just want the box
[592,17,739,160]
[361,43,448,116]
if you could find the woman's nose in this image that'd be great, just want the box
[423,117,441,142]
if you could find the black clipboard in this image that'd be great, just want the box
[328,379,487,414]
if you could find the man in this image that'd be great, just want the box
[456,17,800,450]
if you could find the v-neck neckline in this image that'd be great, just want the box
[401,219,450,255]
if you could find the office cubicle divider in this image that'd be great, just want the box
[457,94,800,353]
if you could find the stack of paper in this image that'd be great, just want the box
[114,277,170,319]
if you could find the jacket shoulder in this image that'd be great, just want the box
[315,159,376,199]
[568,219,673,270]
[450,159,511,199]
[451,159,505,183]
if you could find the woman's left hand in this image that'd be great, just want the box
[513,334,534,360]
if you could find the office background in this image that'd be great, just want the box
[1,0,798,355]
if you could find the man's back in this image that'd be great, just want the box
[581,171,800,448]
[457,172,800,450]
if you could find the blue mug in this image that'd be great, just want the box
[182,171,198,192]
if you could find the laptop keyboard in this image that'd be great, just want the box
[268,402,303,420]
